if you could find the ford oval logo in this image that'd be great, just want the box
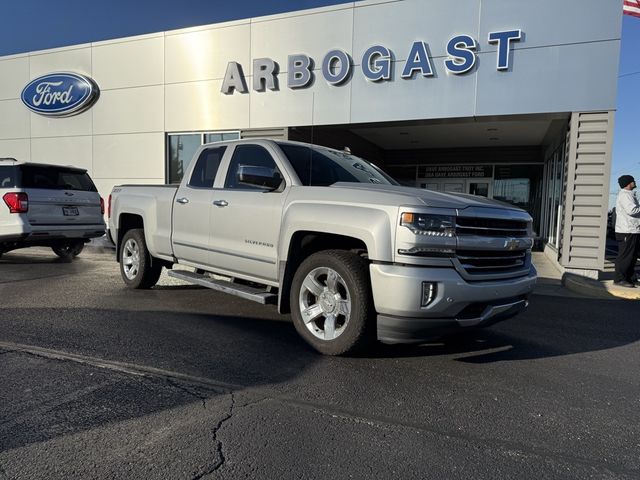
[21,72,99,117]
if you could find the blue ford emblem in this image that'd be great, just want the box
[21,72,99,117]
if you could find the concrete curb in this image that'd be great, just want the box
[562,273,640,300]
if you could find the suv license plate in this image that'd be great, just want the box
[63,206,79,216]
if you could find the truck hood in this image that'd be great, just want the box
[330,182,523,213]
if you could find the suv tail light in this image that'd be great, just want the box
[100,197,105,215]
[107,194,111,218]
[3,192,29,213]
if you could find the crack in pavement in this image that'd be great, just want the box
[165,378,209,409]
[192,392,236,480]
[4,341,638,478]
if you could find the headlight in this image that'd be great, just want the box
[400,213,455,237]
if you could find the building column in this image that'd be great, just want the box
[558,111,615,279]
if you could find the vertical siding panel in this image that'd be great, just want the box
[559,111,614,272]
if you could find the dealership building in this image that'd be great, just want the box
[0,0,622,278]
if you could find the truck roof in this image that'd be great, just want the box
[200,137,355,156]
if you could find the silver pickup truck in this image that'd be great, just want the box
[109,139,536,355]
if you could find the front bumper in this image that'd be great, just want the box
[369,263,537,344]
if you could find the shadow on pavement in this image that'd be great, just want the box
[362,294,640,362]
[0,307,318,453]
[1,289,639,452]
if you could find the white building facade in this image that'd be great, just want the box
[0,0,623,278]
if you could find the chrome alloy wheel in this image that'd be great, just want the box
[298,267,351,341]
[122,238,141,280]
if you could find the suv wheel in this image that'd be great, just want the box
[52,241,85,260]
[120,228,162,289]
[290,250,374,355]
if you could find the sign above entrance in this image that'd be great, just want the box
[419,165,494,179]
[221,29,522,94]
[21,72,99,117]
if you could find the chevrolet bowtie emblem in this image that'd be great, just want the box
[504,238,520,250]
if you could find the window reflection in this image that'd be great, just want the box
[493,165,543,235]
[167,131,240,183]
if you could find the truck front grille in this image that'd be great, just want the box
[456,217,529,237]
[455,249,529,277]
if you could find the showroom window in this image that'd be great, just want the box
[493,164,544,235]
[167,131,240,184]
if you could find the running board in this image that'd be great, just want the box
[168,270,277,305]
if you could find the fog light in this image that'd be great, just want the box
[421,282,437,307]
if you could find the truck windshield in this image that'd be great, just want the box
[20,166,98,192]
[278,143,398,187]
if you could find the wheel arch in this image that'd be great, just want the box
[278,230,369,314]
[116,213,144,262]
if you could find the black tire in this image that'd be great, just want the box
[52,240,85,260]
[119,228,162,289]
[290,249,374,356]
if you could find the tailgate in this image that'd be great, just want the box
[27,189,103,227]
[20,164,103,227]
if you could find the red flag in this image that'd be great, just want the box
[624,0,640,18]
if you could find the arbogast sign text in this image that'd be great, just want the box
[221,29,522,94]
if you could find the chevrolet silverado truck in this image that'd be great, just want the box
[108,139,536,355]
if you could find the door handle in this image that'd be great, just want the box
[176,197,189,204]
[213,200,228,207]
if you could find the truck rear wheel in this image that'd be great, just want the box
[120,228,162,289]
[52,240,84,260]
[290,250,374,355]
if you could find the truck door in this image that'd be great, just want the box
[208,144,288,283]
[171,146,227,268]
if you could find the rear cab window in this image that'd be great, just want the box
[188,146,227,188]
[18,165,97,192]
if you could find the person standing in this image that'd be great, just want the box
[614,175,640,287]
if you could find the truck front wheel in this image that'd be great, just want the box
[290,250,374,355]
[120,228,162,289]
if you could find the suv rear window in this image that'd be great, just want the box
[0,166,16,188]
[19,166,97,192]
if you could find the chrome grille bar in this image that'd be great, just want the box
[455,249,528,275]
[456,217,529,237]
[460,261,525,270]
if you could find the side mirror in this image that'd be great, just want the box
[237,165,282,190]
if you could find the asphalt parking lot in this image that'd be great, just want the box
[1,248,639,479]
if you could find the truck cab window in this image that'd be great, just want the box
[225,145,282,190]
[189,146,227,188]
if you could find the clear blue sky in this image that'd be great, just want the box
[612,15,640,205]
[2,0,639,204]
